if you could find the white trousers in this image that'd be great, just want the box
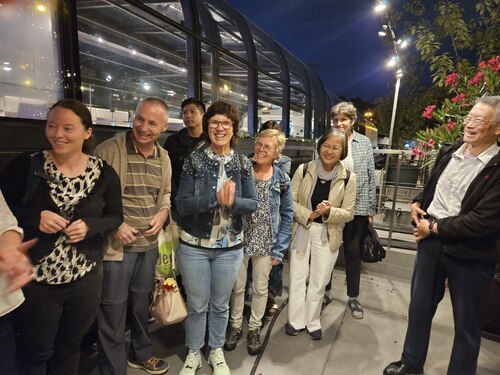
[230,255,273,329]
[288,222,339,331]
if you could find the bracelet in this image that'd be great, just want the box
[428,219,436,233]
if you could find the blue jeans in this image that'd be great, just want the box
[177,241,243,350]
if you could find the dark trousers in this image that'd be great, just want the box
[342,215,368,297]
[0,310,20,375]
[16,267,103,375]
[401,236,494,374]
[97,249,158,375]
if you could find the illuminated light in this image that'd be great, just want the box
[2,66,12,71]
[374,0,386,12]
[36,3,46,12]
[131,49,137,55]
[23,79,32,86]
[400,39,409,49]
[386,55,398,68]
[3,61,10,65]
[105,74,112,82]
[396,69,403,78]
[378,30,387,37]
[98,37,103,43]
[143,83,150,90]
[158,59,164,65]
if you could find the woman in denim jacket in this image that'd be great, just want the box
[176,101,257,375]
[225,129,293,356]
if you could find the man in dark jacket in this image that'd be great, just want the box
[384,96,500,375]
[163,98,206,223]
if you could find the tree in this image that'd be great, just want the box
[373,0,499,148]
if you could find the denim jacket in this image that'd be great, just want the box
[176,149,257,239]
[266,166,294,261]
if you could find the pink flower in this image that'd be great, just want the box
[445,73,459,87]
[487,56,500,71]
[478,60,488,69]
[428,139,435,147]
[418,151,424,157]
[451,93,466,103]
[422,105,436,119]
[448,120,456,130]
[468,71,483,86]
[412,147,418,155]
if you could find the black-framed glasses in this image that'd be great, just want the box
[208,120,233,129]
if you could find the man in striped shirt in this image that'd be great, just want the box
[96,97,172,375]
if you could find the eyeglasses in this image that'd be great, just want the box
[463,115,496,127]
[254,142,275,153]
[321,144,342,152]
[208,120,233,129]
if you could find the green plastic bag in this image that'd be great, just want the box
[156,221,179,278]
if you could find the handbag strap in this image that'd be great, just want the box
[169,221,177,273]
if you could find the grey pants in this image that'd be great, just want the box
[97,248,158,375]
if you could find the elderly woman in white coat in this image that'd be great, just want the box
[286,128,356,340]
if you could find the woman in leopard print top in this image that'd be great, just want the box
[0,99,123,374]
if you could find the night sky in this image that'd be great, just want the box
[224,0,408,103]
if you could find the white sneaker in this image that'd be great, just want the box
[179,351,202,375]
[208,348,230,375]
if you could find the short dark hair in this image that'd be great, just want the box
[202,100,240,148]
[259,120,281,132]
[48,99,94,153]
[181,98,206,113]
[317,128,348,160]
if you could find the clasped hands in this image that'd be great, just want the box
[114,208,169,245]
[217,178,236,208]
[410,202,434,242]
[309,200,332,221]
[39,210,88,243]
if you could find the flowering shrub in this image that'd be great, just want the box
[413,56,499,159]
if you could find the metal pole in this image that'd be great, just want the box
[387,74,401,149]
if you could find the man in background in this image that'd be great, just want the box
[163,98,205,223]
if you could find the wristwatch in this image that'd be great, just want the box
[428,219,436,233]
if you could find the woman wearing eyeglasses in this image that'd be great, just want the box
[286,129,356,340]
[176,101,257,375]
[225,129,293,356]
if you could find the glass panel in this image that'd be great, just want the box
[248,25,281,75]
[204,2,246,60]
[143,1,185,26]
[76,0,188,127]
[0,0,63,119]
[257,72,283,132]
[290,87,305,138]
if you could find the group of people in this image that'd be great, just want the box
[0,94,498,375]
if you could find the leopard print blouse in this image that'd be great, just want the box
[34,151,102,284]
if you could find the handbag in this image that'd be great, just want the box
[361,224,386,263]
[149,244,187,325]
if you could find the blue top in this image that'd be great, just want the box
[176,148,257,242]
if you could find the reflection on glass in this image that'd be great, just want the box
[76,1,188,126]
[0,0,63,120]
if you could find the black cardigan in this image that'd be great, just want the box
[0,153,123,263]
[414,142,500,262]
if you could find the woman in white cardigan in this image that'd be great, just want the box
[286,129,356,340]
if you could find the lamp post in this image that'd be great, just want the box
[387,68,403,150]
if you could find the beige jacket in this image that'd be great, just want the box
[95,131,171,261]
[291,160,356,252]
